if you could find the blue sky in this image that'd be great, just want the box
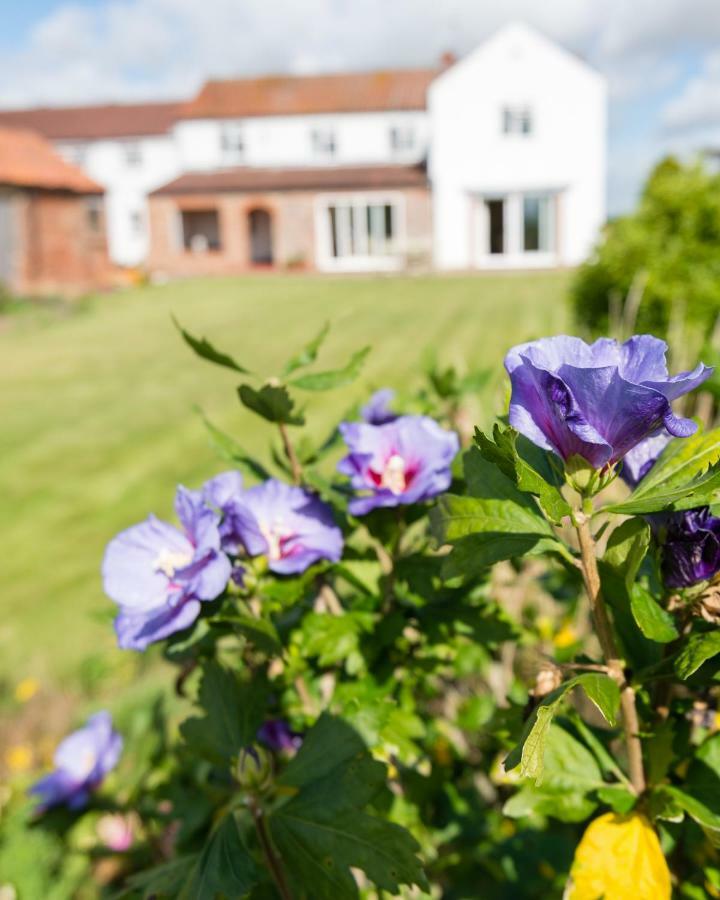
[3,0,720,215]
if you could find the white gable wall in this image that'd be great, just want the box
[429,23,606,269]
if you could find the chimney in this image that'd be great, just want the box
[439,51,457,71]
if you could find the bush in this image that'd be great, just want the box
[573,157,720,341]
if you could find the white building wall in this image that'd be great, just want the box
[56,135,181,266]
[173,111,429,171]
[429,22,606,270]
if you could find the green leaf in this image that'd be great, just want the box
[123,856,198,899]
[215,612,282,655]
[290,346,371,391]
[504,674,620,782]
[474,425,571,523]
[173,316,252,374]
[438,530,563,579]
[180,661,269,765]
[196,408,271,480]
[608,428,720,514]
[675,631,720,679]
[269,714,427,900]
[654,786,720,843]
[283,321,331,375]
[603,518,650,591]
[577,673,621,726]
[597,785,637,814]
[503,724,602,823]
[299,611,375,674]
[180,812,257,900]
[238,383,305,426]
[629,583,678,643]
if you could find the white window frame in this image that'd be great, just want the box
[123,141,143,167]
[314,192,406,272]
[220,122,246,165]
[473,190,558,269]
[311,128,337,159]
[389,125,416,155]
[501,106,533,136]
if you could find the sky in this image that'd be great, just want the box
[2,0,720,215]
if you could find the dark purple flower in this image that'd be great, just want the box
[257,719,303,752]
[223,478,343,575]
[504,335,712,469]
[361,388,399,425]
[29,711,122,812]
[102,486,231,650]
[621,432,672,488]
[659,508,720,588]
[338,415,459,515]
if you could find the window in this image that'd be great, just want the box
[220,124,245,162]
[522,194,554,252]
[130,209,145,236]
[311,128,337,158]
[63,143,87,166]
[124,142,143,167]
[502,106,533,136]
[485,199,505,254]
[85,197,103,232]
[181,209,221,252]
[326,200,396,259]
[389,126,415,154]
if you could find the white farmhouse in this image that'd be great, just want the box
[0,22,606,275]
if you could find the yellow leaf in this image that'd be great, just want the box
[566,812,671,900]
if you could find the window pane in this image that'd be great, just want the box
[523,197,541,251]
[328,207,338,257]
[486,199,504,254]
[384,205,393,240]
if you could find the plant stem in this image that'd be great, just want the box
[278,422,302,484]
[249,795,293,900]
[574,511,646,795]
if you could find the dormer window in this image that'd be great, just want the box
[311,128,337,158]
[502,106,533,136]
[124,142,143,167]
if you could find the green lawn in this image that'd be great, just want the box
[0,271,570,691]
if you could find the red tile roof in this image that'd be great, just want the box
[151,164,428,195]
[0,101,183,140]
[0,126,102,193]
[182,69,437,119]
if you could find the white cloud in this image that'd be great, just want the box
[662,50,720,133]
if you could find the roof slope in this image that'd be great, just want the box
[152,164,428,195]
[0,101,183,140]
[0,126,102,192]
[182,69,437,119]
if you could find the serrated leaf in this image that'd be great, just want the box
[270,714,427,899]
[283,321,331,376]
[180,662,269,764]
[608,428,720,515]
[174,316,251,374]
[196,408,271,480]
[180,812,257,900]
[438,530,562,579]
[675,631,720,679]
[629,584,678,643]
[567,813,671,900]
[215,613,282,654]
[238,383,305,426]
[290,346,371,391]
[122,856,197,899]
[603,518,650,591]
[474,425,571,523]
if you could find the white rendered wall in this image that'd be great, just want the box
[56,135,181,266]
[173,111,429,171]
[429,22,606,270]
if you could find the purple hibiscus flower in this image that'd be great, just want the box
[29,711,122,812]
[504,335,712,470]
[659,508,720,588]
[102,487,232,650]
[361,388,399,425]
[621,431,673,488]
[202,470,245,553]
[257,719,303,752]
[221,478,343,575]
[338,415,459,515]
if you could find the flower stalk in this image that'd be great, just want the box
[278,421,303,485]
[248,795,293,900]
[574,511,646,795]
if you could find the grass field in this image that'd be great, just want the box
[0,270,570,697]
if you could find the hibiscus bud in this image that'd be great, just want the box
[97,813,137,852]
[659,508,720,588]
[532,665,563,698]
[235,747,273,792]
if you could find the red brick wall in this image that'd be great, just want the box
[148,186,432,276]
[15,189,109,295]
